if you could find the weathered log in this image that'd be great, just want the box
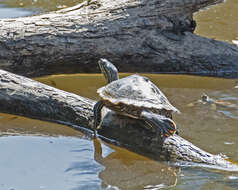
[0,69,237,170]
[1,0,238,78]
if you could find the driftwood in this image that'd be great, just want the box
[0,69,238,170]
[0,0,238,78]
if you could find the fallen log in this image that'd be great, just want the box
[1,0,238,78]
[0,69,237,170]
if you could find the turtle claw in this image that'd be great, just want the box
[159,118,176,137]
[141,111,177,138]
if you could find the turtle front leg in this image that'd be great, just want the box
[93,100,105,138]
[140,111,177,139]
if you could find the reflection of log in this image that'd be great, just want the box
[1,0,238,77]
[93,138,178,189]
[0,69,237,170]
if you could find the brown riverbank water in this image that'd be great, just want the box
[0,0,238,189]
[194,0,238,43]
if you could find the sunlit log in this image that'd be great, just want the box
[0,0,238,77]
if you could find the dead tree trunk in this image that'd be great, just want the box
[0,0,238,78]
[0,69,237,170]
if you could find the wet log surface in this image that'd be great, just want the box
[0,69,237,170]
[1,0,238,78]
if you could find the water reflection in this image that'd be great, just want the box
[0,134,237,190]
[0,113,178,190]
[93,138,178,190]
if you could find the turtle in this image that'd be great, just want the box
[187,93,236,109]
[93,58,180,138]
[201,93,237,108]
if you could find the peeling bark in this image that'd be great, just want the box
[0,0,238,77]
[0,69,237,170]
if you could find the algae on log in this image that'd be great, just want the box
[0,69,237,170]
[0,0,238,78]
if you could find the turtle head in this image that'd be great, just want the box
[98,58,119,84]
[201,93,209,102]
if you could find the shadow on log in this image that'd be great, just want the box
[0,69,238,171]
[0,0,238,77]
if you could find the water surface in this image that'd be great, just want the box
[0,135,102,190]
[194,0,238,43]
[0,4,35,18]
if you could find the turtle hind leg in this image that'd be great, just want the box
[93,100,105,138]
[141,111,177,139]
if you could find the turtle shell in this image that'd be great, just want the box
[97,74,179,113]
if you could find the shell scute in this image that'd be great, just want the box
[98,74,179,113]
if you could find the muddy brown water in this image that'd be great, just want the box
[194,0,238,43]
[1,0,238,189]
